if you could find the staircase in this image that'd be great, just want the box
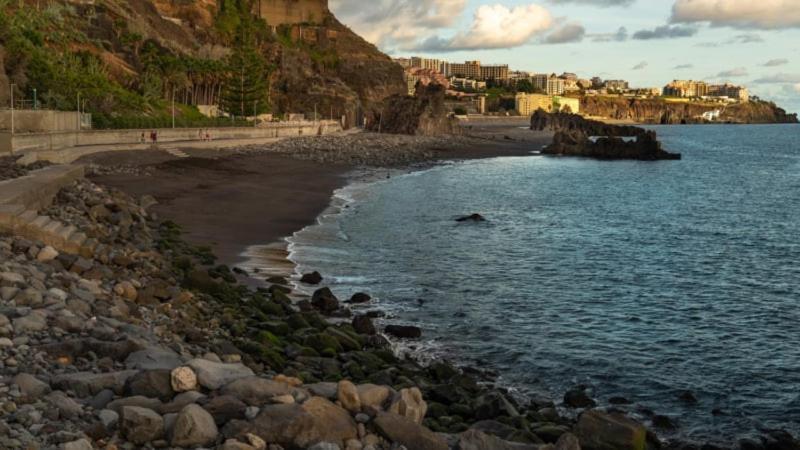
[0,164,97,257]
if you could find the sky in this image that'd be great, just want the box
[329,0,800,113]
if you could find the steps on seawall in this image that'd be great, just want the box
[0,164,95,256]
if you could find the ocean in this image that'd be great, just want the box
[286,124,800,443]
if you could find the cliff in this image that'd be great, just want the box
[580,96,799,124]
[365,83,462,136]
[0,0,405,126]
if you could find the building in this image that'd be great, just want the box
[604,80,630,92]
[448,61,509,81]
[450,61,482,79]
[532,74,566,95]
[515,93,554,116]
[560,72,578,81]
[663,80,708,98]
[591,77,604,89]
[553,96,580,114]
[253,0,328,26]
[480,64,509,81]
[394,58,412,69]
[451,77,486,91]
[708,84,750,102]
[410,57,444,72]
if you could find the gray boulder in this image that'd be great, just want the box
[120,406,164,445]
[187,358,255,390]
[373,412,448,450]
[171,404,219,448]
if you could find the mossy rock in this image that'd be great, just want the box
[304,333,343,354]
[302,312,329,330]
[430,362,459,381]
[256,301,285,317]
[373,349,398,364]
[350,351,387,373]
[255,330,282,346]
[424,418,443,432]
[325,328,361,351]
[287,313,311,330]
[427,402,448,418]
[261,320,291,336]
[343,360,366,381]
[272,289,292,305]
[449,403,473,418]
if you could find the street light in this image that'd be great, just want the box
[172,89,176,129]
[32,88,37,110]
[9,84,15,136]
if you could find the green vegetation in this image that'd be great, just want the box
[220,10,272,118]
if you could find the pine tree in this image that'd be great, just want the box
[220,15,270,118]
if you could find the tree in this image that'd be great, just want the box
[220,17,270,118]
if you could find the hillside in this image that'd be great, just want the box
[0,0,405,128]
[580,96,799,124]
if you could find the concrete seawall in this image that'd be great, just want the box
[2,120,343,163]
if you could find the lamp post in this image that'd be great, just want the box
[76,93,81,131]
[10,84,15,136]
[32,88,37,110]
[171,89,176,129]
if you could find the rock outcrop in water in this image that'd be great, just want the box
[531,110,682,161]
[365,83,462,136]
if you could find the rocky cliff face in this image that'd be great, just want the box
[0,0,404,123]
[580,96,798,124]
[365,83,462,136]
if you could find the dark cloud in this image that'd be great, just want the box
[716,67,749,78]
[753,73,800,84]
[590,26,628,42]
[674,64,694,69]
[544,23,587,44]
[632,61,648,70]
[763,59,789,67]
[632,25,698,40]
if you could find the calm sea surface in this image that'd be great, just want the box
[286,124,800,442]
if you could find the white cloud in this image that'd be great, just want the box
[671,0,800,29]
[329,0,467,50]
[763,59,789,67]
[446,4,554,50]
[795,83,800,94]
[754,73,800,84]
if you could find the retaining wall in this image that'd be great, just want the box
[1,121,342,162]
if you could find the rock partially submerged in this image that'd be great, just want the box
[531,110,681,161]
[456,213,487,222]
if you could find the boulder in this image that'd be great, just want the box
[125,369,175,401]
[249,403,318,448]
[312,288,339,313]
[300,271,324,285]
[186,358,255,390]
[575,410,646,450]
[36,246,59,262]
[474,391,519,420]
[125,347,184,370]
[12,312,48,333]
[53,371,137,397]
[63,439,93,450]
[220,376,293,406]
[373,412,448,450]
[348,293,372,304]
[221,439,258,450]
[171,404,219,447]
[352,315,376,335]
[456,214,487,222]
[457,429,540,450]
[302,396,359,444]
[337,380,361,413]
[357,384,392,410]
[45,391,83,419]
[306,382,339,400]
[203,395,247,425]
[12,373,51,402]
[564,386,596,408]
[384,324,422,339]
[388,387,427,424]
[555,433,581,450]
[171,366,198,392]
[120,406,164,445]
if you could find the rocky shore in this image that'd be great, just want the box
[3,131,796,450]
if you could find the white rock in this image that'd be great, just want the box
[186,358,254,390]
[170,366,198,392]
[36,246,58,262]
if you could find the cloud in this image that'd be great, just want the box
[716,67,749,77]
[674,63,694,69]
[732,33,764,43]
[632,61,648,70]
[753,73,800,84]
[763,58,789,67]
[795,83,800,94]
[547,0,634,6]
[671,0,800,30]
[590,26,628,42]
[329,0,468,50]
[415,4,554,51]
[544,23,586,44]
[632,24,698,40]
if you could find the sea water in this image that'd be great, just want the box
[287,124,800,442]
